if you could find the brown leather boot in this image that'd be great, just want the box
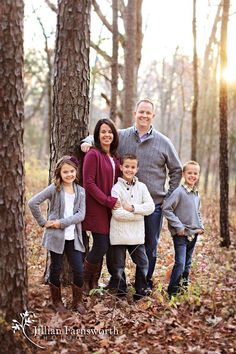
[83,260,100,295]
[90,261,103,289]
[49,283,68,314]
[72,284,86,315]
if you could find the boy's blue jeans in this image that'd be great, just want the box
[112,244,149,297]
[168,235,198,296]
[144,203,163,288]
[106,203,163,289]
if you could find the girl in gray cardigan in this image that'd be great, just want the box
[162,161,204,298]
[28,156,86,314]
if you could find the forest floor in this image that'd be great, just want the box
[22,194,236,354]
[21,162,236,354]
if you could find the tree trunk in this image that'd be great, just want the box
[178,57,186,159]
[219,0,230,247]
[198,2,222,166]
[110,0,118,122]
[191,0,198,160]
[122,0,143,127]
[123,0,137,127]
[50,0,91,177]
[47,0,91,284]
[0,0,28,322]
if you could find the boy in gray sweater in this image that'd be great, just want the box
[162,161,204,297]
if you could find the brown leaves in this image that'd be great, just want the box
[25,197,236,353]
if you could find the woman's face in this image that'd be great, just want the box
[99,123,114,149]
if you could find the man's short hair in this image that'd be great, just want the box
[135,98,155,112]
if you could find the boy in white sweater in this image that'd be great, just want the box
[110,154,155,300]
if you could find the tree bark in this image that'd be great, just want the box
[219,0,230,247]
[123,0,137,127]
[191,0,198,160]
[110,0,119,122]
[0,0,28,322]
[47,0,91,284]
[50,0,91,177]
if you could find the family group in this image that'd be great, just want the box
[28,98,204,315]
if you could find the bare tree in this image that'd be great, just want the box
[91,0,143,126]
[191,0,199,160]
[37,17,54,158]
[110,0,118,122]
[219,0,230,247]
[123,0,137,126]
[0,0,28,324]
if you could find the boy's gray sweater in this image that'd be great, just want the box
[162,185,204,236]
[84,126,182,204]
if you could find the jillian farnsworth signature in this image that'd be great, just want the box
[12,310,45,349]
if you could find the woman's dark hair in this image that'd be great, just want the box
[93,118,119,155]
[53,155,80,191]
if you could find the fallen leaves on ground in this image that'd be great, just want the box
[24,196,236,353]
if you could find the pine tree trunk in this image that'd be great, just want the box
[219,0,230,247]
[50,0,91,176]
[0,0,28,322]
[47,0,91,284]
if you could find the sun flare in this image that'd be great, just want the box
[222,66,236,84]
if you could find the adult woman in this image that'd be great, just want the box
[82,118,120,294]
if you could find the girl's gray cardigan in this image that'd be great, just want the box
[28,183,86,254]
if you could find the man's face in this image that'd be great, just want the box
[134,101,155,132]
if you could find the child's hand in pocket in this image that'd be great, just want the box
[177,229,185,236]
[196,228,204,234]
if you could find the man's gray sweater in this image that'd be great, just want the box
[84,126,182,204]
[162,185,204,236]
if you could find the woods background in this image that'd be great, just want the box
[0,0,235,353]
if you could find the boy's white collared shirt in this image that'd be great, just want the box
[182,183,198,194]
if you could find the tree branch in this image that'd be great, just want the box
[44,0,57,13]
[91,41,112,63]
[92,0,125,47]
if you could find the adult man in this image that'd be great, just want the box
[81,98,182,290]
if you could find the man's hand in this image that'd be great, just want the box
[81,142,92,153]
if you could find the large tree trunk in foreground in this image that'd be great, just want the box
[0,0,28,323]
